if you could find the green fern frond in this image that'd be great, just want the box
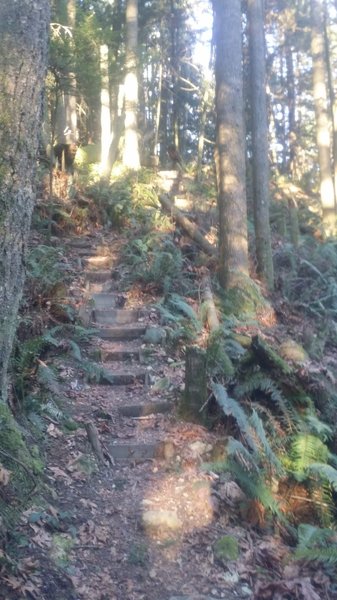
[69,340,82,361]
[167,293,200,327]
[309,463,337,492]
[227,438,259,473]
[249,410,283,474]
[304,413,333,441]
[234,372,296,431]
[294,546,337,565]
[211,383,256,450]
[42,400,64,422]
[227,460,281,516]
[37,363,61,397]
[297,523,331,548]
[289,435,330,475]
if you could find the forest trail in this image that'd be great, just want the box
[12,230,248,600]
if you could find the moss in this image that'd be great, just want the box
[222,275,271,318]
[279,340,309,364]
[0,403,27,459]
[207,330,234,378]
[214,535,239,561]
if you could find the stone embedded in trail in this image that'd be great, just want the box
[142,509,182,533]
[94,308,139,325]
[97,324,147,340]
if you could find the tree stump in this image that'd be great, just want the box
[183,346,207,420]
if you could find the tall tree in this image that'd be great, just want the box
[311,0,336,236]
[54,0,78,151]
[0,0,49,402]
[247,0,274,289]
[123,0,140,169]
[212,0,249,289]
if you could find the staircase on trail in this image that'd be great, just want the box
[69,235,175,464]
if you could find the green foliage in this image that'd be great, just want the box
[87,178,132,228]
[294,524,337,565]
[213,536,239,561]
[26,245,69,303]
[123,232,184,294]
[288,434,331,477]
[234,371,296,431]
[212,383,256,451]
[206,330,235,378]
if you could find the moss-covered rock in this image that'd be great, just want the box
[214,535,239,561]
[279,340,309,364]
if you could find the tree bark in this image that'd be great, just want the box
[212,0,249,289]
[0,0,49,402]
[247,0,274,290]
[100,44,112,175]
[55,0,78,148]
[311,0,336,236]
[123,0,140,170]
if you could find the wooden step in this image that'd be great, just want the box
[108,441,172,462]
[84,270,112,283]
[101,348,140,361]
[83,255,114,270]
[98,369,146,385]
[94,308,139,326]
[96,324,146,340]
[118,401,172,418]
[91,293,116,309]
[67,237,94,248]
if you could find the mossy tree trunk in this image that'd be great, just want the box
[0,1,49,403]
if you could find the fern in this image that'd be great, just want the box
[234,372,296,431]
[309,463,337,492]
[68,340,82,360]
[167,293,200,326]
[295,524,337,564]
[249,410,283,474]
[211,383,256,450]
[304,413,333,442]
[227,438,259,473]
[225,459,281,516]
[289,434,330,476]
[42,399,65,422]
[37,363,61,397]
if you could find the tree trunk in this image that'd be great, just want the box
[55,0,77,148]
[100,44,111,175]
[123,0,140,170]
[0,0,49,402]
[311,0,336,236]
[323,0,337,208]
[247,0,274,290]
[212,0,249,289]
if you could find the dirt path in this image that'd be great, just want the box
[2,232,253,600]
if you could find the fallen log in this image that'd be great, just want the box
[159,194,216,257]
